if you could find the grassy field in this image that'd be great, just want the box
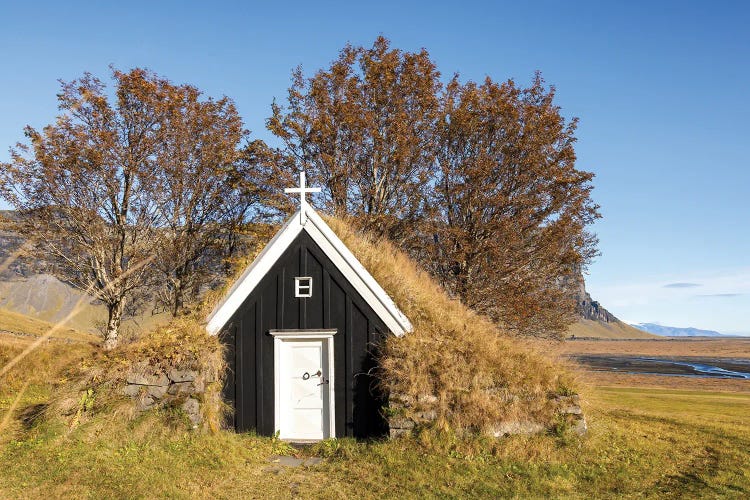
[0,307,97,342]
[1,334,749,498]
[557,337,750,358]
[567,319,657,340]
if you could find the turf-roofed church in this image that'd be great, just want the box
[206,172,412,441]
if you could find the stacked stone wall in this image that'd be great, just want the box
[122,361,217,427]
[388,393,586,438]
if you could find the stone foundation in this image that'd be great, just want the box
[387,393,587,438]
[121,361,217,427]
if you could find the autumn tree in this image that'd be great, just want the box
[0,71,163,348]
[427,74,599,338]
[0,68,257,347]
[148,76,248,317]
[267,36,442,240]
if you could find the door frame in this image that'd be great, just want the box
[269,329,337,440]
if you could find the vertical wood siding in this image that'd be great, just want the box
[221,231,388,438]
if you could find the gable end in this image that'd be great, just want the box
[206,208,412,336]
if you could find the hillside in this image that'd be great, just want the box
[568,319,658,339]
[0,274,106,334]
[0,307,97,342]
[569,276,657,339]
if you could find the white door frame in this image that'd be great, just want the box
[269,329,336,440]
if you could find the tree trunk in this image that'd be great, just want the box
[103,299,125,350]
[171,272,184,317]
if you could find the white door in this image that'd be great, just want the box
[275,336,334,440]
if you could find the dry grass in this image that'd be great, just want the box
[579,371,750,393]
[39,318,226,434]
[326,217,574,433]
[0,307,96,342]
[1,219,749,497]
[567,319,657,339]
[557,337,750,358]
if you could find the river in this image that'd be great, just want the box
[571,355,750,379]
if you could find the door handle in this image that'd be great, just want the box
[302,370,322,381]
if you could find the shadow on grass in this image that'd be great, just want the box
[17,403,48,429]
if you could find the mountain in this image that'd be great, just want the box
[573,274,618,323]
[631,323,726,337]
[567,273,657,339]
[0,214,167,335]
[0,274,106,333]
[567,319,657,339]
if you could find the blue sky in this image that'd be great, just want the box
[1,1,748,334]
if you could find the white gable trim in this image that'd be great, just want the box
[205,208,413,336]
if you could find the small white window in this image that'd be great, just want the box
[295,277,313,298]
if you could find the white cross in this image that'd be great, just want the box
[285,171,321,224]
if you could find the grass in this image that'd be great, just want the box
[0,307,96,342]
[567,319,657,339]
[0,368,750,498]
[1,330,749,498]
[1,220,748,497]
[325,218,573,431]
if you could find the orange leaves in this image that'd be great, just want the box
[429,74,600,338]
[269,36,442,239]
[1,67,251,347]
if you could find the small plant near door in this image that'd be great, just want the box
[270,431,296,455]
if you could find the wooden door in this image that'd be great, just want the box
[275,335,334,440]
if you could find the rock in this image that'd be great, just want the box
[414,410,437,421]
[388,416,415,430]
[560,405,582,415]
[146,384,168,399]
[571,273,618,323]
[122,384,143,397]
[137,395,158,411]
[182,398,201,426]
[571,418,588,435]
[167,382,194,395]
[389,427,412,438]
[168,369,197,383]
[417,394,438,404]
[191,379,205,393]
[126,367,169,387]
[491,421,545,437]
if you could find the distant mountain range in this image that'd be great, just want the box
[631,323,726,337]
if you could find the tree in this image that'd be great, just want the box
[0,70,162,348]
[148,76,248,317]
[427,74,600,338]
[267,36,442,240]
[0,68,256,347]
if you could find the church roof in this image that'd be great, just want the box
[205,206,413,336]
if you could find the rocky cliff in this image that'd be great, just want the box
[573,274,618,323]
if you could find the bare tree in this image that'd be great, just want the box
[0,68,265,346]
[148,77,248,316]
[0,70,163,348]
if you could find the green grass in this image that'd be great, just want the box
[1,329,748,499]
[1,373,749,498]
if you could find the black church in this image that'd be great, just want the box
[206,173,412,440]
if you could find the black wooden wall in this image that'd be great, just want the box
[219,231,389,438]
